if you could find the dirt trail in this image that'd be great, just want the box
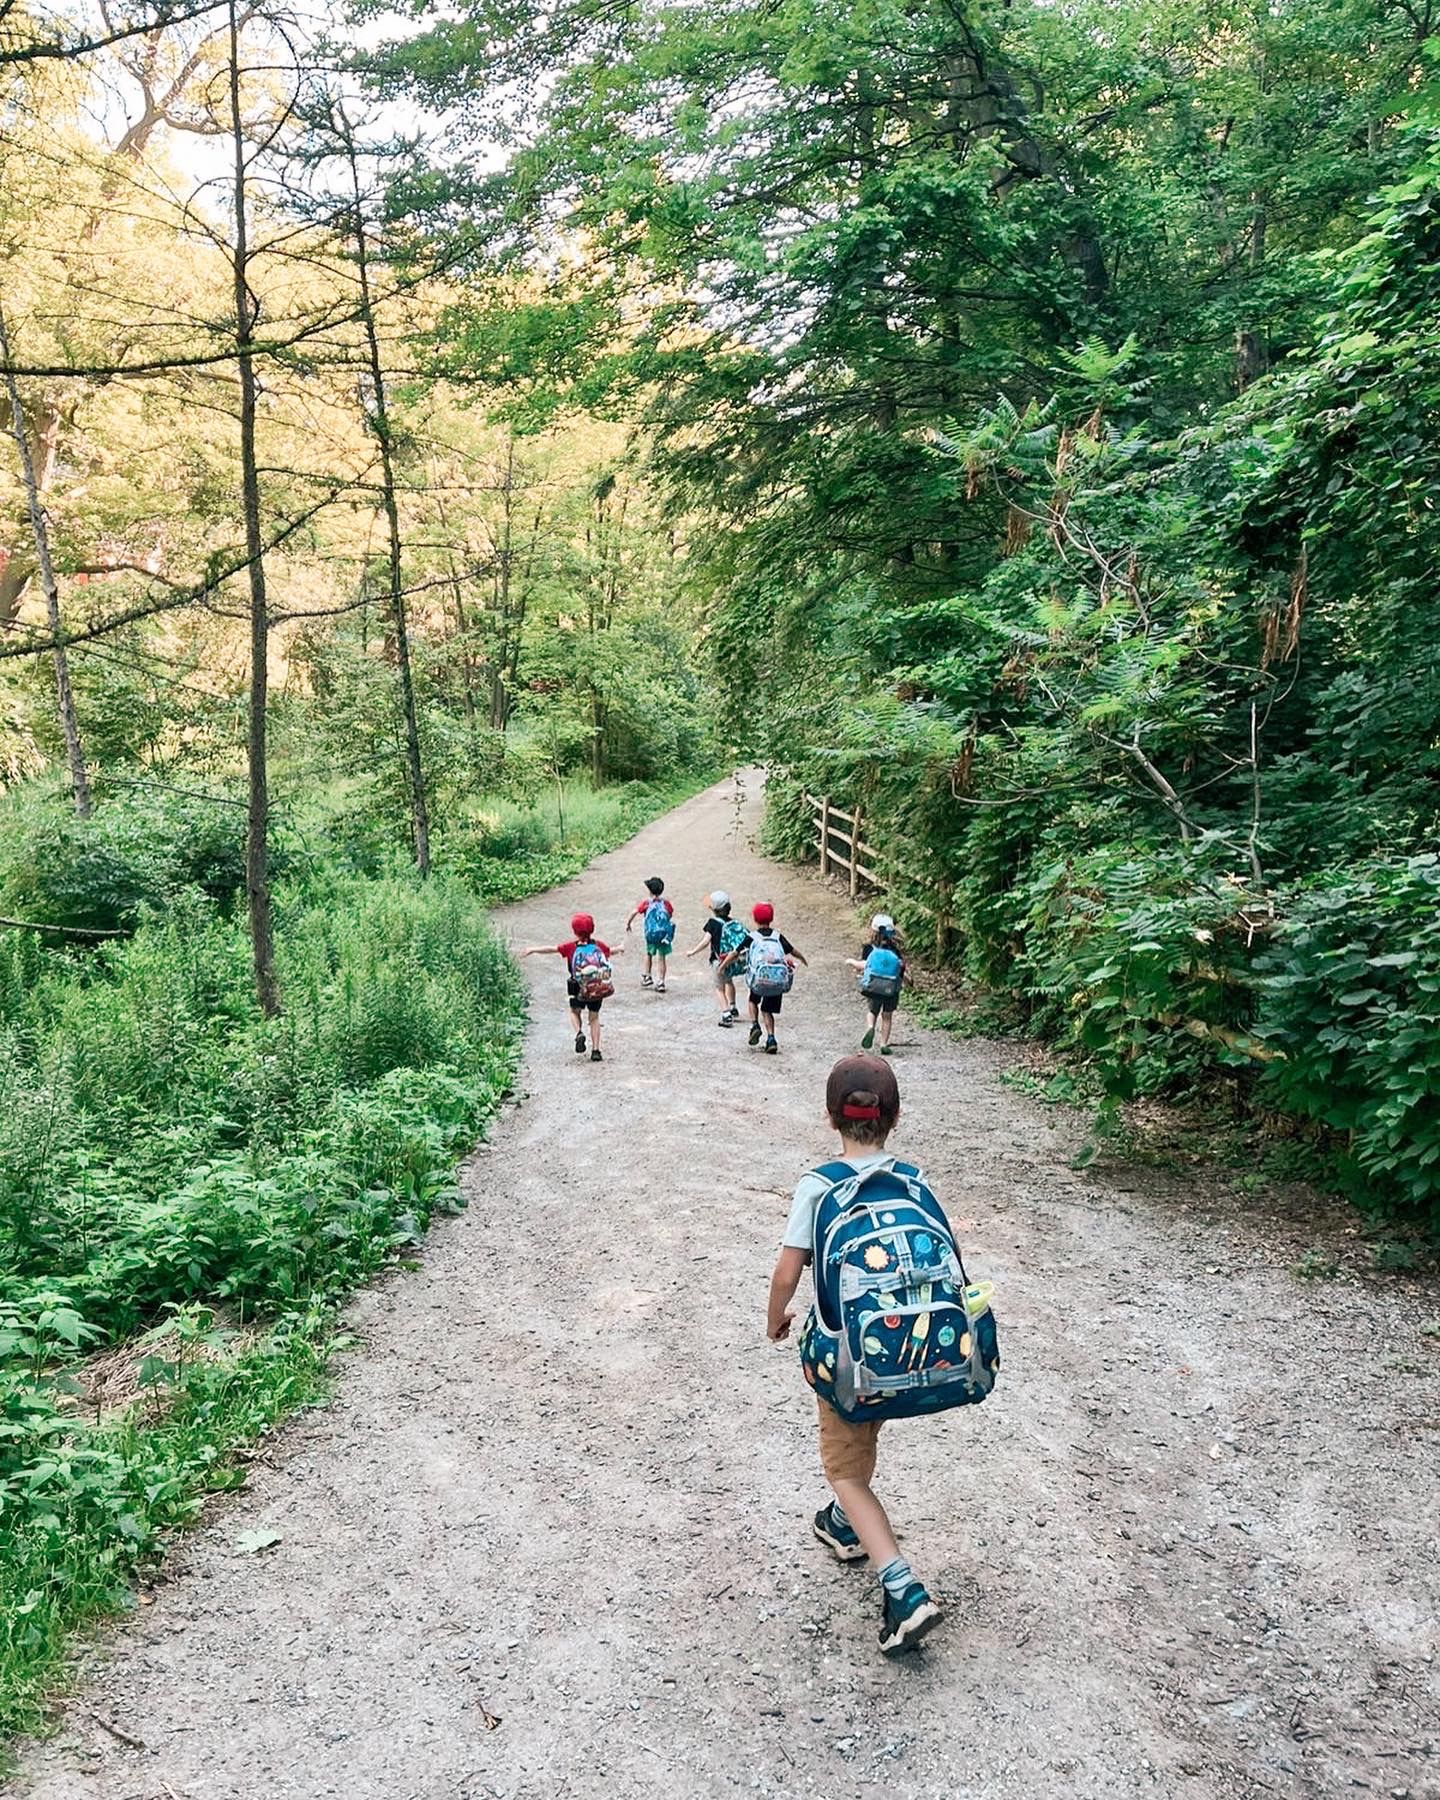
[17,776,1439,1800]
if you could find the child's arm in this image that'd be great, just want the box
[624,905,640,933]
[844,957,865,970]
[791,949,810,967]
[767,1247,809,1341]
[684,933,711,957]
[517,945,558,958]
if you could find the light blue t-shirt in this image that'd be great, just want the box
[780,1152,896,1253]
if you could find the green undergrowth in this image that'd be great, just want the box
[0,867,525,1743]
[441,773,720,902]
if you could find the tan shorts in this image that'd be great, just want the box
[817,1399,883,1485]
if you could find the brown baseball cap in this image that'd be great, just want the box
[825,1054,900,1125]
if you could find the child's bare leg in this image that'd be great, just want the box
[589,1009,602,1051]
[831,1477,900,1567]
[879,1009,894,1046]
[656,952,668,986]
[569,1005,583,1033]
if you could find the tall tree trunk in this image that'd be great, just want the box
[342,120,430,876]
[0,301,92,817]
[228,0,279,1016]
[489,436,517,732]
[1234,202,1268,392]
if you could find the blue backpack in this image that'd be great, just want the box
[859,944,904,1001]
[747,933,794,996]
[799,1158,999,1423]
[643,896,674,946]
[717,917,748,962]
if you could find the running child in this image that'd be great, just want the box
[767,1056,998,1656]
[846,912,906,1055]
[685,889,747,1026]
[719,901,807,1055]
[518,912,623,1062]
[626,876,675,992]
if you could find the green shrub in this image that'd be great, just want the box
[1256,856,1440,1215]
[0,788,257,933]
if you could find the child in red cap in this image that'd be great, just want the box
[718,901,807,1054]
[519,912,623,1061]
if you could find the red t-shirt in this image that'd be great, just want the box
[635,896,674,919]
[557,938,612,971]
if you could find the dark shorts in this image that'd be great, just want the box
[751,990,783,1016]
[566,980,603,1014]
[865,994,899,1015]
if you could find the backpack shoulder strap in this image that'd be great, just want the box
[812,1159,856,1184]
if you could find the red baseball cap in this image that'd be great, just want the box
[570,912,594,935]
[752,901,775,925]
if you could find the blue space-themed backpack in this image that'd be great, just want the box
[799,1158,999,1423]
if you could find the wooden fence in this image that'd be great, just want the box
[803,792,956,958]
[804,792,879,896]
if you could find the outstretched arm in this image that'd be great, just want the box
[767,1247,809,1341]
[684,934,712,957]
[517,945,557,958]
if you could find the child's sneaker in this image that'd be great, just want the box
[880,1045,893,1057]
[590,1048,603,1062]
[748,1023,762,1046]
[861,1026,875,1050]
[727,1006,741,1020]
[812,1502,866,1562]
[878,1582,941,1655]
[717,1014,733,1028]
[640,973,654,988]
[655,980,666,992]
[574,1032,587,1055]
[764,1035,779,1055]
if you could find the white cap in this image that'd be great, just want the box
[710,890,730,910]
[871,913,895,931]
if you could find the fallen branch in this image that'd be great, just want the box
[0,916,129,938]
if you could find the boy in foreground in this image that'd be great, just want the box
[766,1055,943,1654]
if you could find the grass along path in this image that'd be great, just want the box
[17,773,1439,1800]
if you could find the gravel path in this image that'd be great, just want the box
[17,775,1439,1800]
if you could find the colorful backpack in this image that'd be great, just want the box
[643,895,675,946]
[859,944,904,1002]
[717,917,748,963]
[569,940,614,1000]
[799,1158,999,1423]
[747,933,794,997]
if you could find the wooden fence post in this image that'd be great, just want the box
[819,795,830,876]
[849,807,861,898]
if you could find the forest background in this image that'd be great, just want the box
[0,0,1438,1745]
